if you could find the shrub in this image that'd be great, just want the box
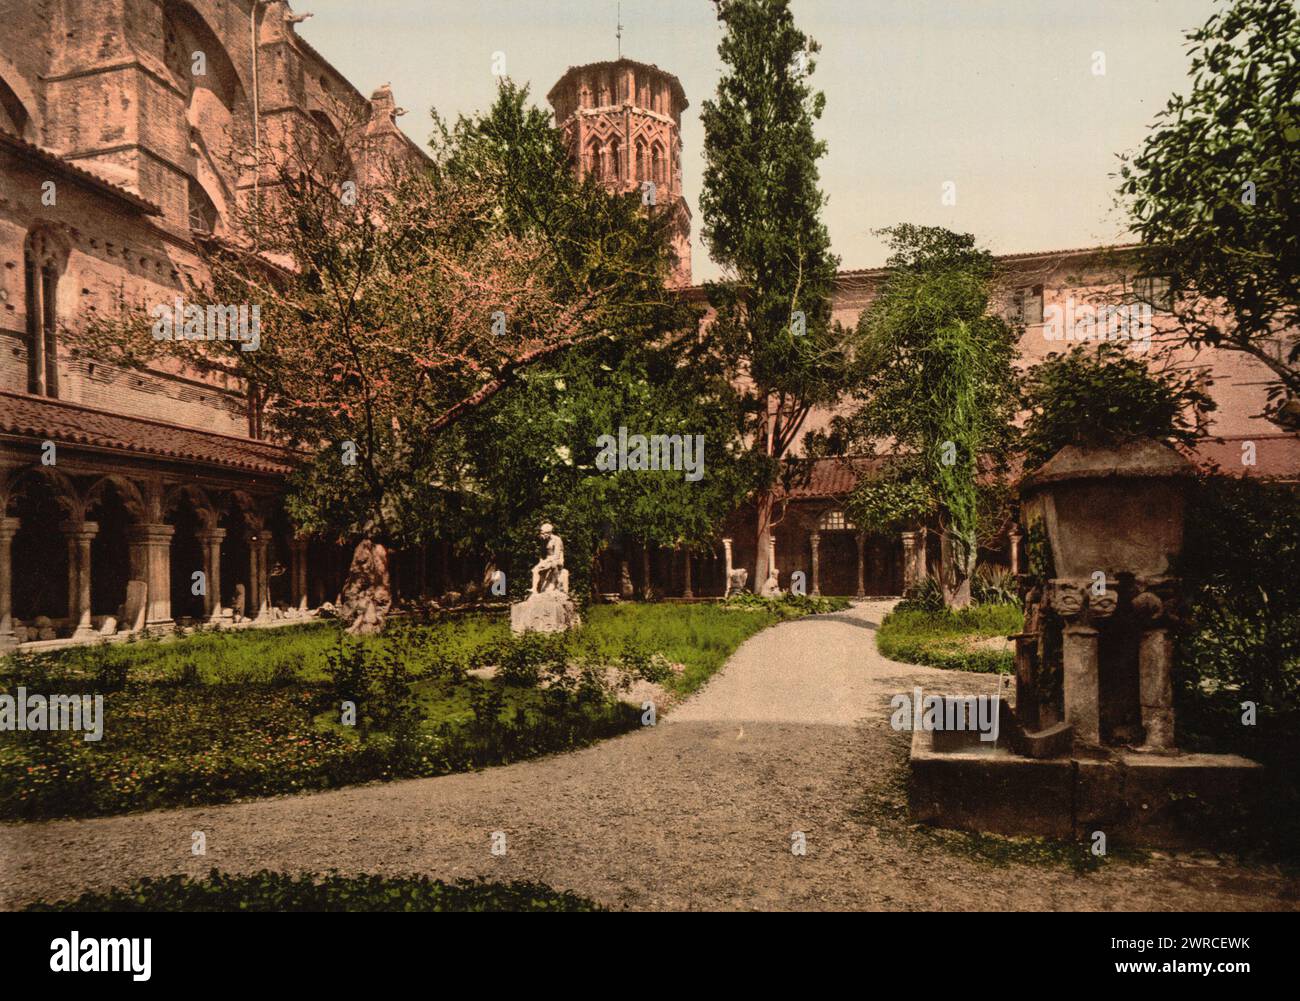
[971,564,1017,607]
[896,574,944,612]
[1020,342,1214,471]
[24,869,604,912]
[1177,476,1300,766]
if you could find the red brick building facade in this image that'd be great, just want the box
[0,0,422,646]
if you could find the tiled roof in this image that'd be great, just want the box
[0,390,297,476]
[775,435,1300,500]
[0,131,161,215]
[773,456,888,499]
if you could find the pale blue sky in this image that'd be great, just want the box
[298,0,1218,282]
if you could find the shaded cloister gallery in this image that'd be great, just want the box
[0,396,337,644]
[0,391,930,650]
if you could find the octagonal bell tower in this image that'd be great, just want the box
[548,58,692,287]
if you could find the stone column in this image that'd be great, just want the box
[62,520,99,640]
[1061,620,1101,748]
[247,529,270,620]
[1051,578,1114,750]
[289,537,308,610]
[1134,588,1176,752]
[901,531,918,590]
[0,517,19,650]
[128,524,175,628]
[809,531,821,597]
[767,537,778,586]
[681,548,693,599]
[855,532,866,598]
[722,536,734,594]
[197,528,226,620]
[1008,529,1023,574]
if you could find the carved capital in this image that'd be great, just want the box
[1048,578,1088,619]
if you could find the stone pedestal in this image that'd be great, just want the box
[510,590,581,634]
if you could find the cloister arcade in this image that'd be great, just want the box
[0,457,330,648]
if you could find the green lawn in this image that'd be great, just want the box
[875,603,1023,674]
[1,597,845,820]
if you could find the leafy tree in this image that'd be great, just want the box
[1119,0,1300,413]
[71,82,684,628]
[451,329,763,601]
[1020,341,1216,471]
[831,226,1019,608]
[699,0,847,585]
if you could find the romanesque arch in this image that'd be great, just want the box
[4,466,81,627]
[217,491,261,619]
[84,476,145,618]
[164,483,216,623]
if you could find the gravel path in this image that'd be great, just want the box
[2,601,1296,911]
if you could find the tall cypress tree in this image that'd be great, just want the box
[699,0,843,586]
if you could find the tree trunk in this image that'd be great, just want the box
[754,487,774,589]
[939,525,975,610]
[339,538,392,635]
[641,542,655,600]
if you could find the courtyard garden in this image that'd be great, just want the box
[0,595,847,821]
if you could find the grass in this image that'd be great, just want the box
[1,598,842,820]
[573,597,846,694]
[875,603,1024,673]
[23,869,604,912]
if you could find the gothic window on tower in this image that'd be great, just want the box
[23,227,65,398]
[652,142,665,186]
[587,140,603,181]
[636,140,646,182]
[609,138,621,180]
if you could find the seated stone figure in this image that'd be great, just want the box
[530,523,569,594]
[512,522,579,634]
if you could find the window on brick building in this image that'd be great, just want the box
[187,177,219,234]
[23,227,65,398]
[1013,284,1045,325]
[818,510,856,531]
[651,142,665,185]
[0,74,33,140]
[1134,274,1174,312]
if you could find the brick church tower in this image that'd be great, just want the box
[548,58,692,287]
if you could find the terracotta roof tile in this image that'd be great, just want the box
[0,132,161,215]
[0,391,297,476]
[777,435,1300,500]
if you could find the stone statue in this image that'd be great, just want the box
[759,570,782,598]
[530,523,568,594]
[511,522,580,634]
